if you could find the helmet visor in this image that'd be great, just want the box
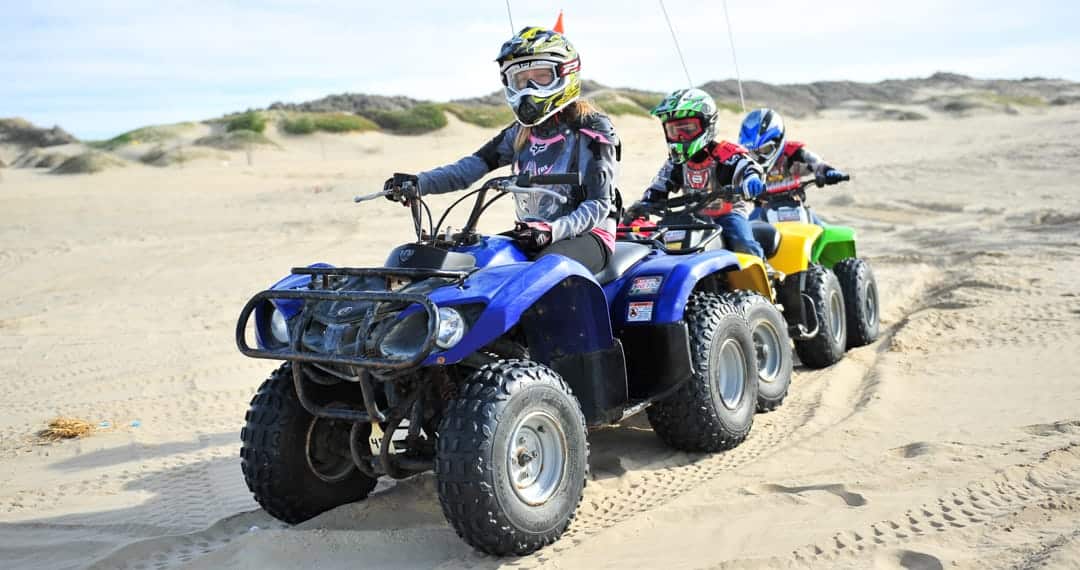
[663,117,703,143]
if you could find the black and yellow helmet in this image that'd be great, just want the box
[496,27,582,126]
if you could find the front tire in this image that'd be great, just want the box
[647,292,757,451]
[724,291,794,412]
[794,264,847,369]
[240,363,378,524]
[834,258,880,347]
[436,359,588,556]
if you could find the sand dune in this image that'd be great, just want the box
[1,107,1079,569]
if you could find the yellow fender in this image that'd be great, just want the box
[727,253,773,301]
[769,222,823,275]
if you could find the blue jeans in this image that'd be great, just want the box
[715,213,764,258]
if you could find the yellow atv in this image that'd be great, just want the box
[752,174,880,368]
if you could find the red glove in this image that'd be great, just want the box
[511,221,553,252]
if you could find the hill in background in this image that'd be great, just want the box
[3,72,1078,175]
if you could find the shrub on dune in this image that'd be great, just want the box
[441,104,515,128]
[194,130,278,150]
[226,111,268,133]
[281,113,378,135]
[50,151,127,175]
[87,123,198,151]
[364,103,448,134]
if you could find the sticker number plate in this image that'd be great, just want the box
[627,301,654,322]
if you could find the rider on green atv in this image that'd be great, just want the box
[737,108,847,226]
[625,88,767,258]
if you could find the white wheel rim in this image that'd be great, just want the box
[753,319,783,384]
[507,411,567,506]
[865,283,878,328]
[829,288,845,345]
[715,338,748,409]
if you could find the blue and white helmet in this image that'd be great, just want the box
[738,108,786,170]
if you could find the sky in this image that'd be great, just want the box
[2,0,1076,139]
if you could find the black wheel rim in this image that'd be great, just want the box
[305,416,356,483]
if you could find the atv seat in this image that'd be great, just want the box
[594,242,651,285]
[751,221,781,259]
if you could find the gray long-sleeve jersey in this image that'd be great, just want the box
[417,114,619,243]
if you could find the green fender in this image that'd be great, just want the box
[811,225,857,268]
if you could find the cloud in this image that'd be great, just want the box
[2,0,1076,138]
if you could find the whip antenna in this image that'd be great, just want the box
[721,0,746,111]
[658,0,693,87]
[504,0,515,33]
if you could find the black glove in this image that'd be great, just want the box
[623,200,658,223]
[815,166,847,187]
[511,221,553,253]
[383,173,420,204]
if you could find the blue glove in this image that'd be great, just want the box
[742,174,765,199]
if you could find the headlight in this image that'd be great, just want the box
[436,307,466,349]
[270,308,290,344]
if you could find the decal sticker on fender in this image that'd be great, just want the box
[627,301,654,322]
[775,207,805,222]
[629,276,663,296]
[663,230,686,242]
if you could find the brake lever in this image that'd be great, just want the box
[354,190,391,203]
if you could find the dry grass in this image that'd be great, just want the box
[51,151,127,175]
[39,417,94,440]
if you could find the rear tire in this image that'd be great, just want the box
[834,258,880,347]
[794,264,847,369]
[647,293,757,452]
[436,359,588,556]
[723,291,793,412]
[240,363,377,524]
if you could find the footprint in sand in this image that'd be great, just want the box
[874,548,945,570]
[745,482,868,507]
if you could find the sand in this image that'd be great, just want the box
[1,108,1079,570]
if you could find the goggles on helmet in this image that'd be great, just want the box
[663,117,704,143]
[750,140,779,163]
[502,60,563,95]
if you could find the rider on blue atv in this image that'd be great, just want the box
[383,26,618,274]
[738,108,847,225]
[625,88,767,258]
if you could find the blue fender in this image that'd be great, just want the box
[453,235,529,268]
[424,254,614,365]
[604,250,742,327]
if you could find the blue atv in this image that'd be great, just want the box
[235,172,772,555]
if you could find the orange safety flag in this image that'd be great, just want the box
[553,10,564,33]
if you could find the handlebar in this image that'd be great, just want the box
[354,189,392,203]
[354,171,580,205]
[664,185,742,209]
[765,173,851,195]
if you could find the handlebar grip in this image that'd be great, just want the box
[520,172,582,186]
[354,190,390,203]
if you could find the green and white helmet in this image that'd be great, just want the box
[651,88,718,164]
